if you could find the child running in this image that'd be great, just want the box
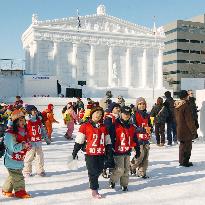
[72,106,113,199]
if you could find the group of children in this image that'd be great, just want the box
[0,101,59,199]
[72,97,152,199]
[0,96,158,200]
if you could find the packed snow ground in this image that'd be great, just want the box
[1,109,205,205]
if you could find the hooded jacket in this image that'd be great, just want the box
[174,100,197,141]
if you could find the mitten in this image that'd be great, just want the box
[46,139,51,145]
[135,146,140,158]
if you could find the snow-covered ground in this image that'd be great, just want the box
[1,109,205,205]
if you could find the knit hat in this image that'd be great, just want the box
[11,110,25,121]
[48,104,53,110]
[136,97,146,105]
[26,105,37,113]
[178,90,188,99]
[164,91,171,98]
[108,102,121,113]
[121,106,132,115]
[90,106,104,118]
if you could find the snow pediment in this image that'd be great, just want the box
[36,14,159,37]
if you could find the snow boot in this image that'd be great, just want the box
[2,190,14,197]
[38,172,46,177]
[91,190,102,199]
[109,180,115,189]
[121,186,128,191]
[15,190,31,198]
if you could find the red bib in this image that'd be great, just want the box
[114,123,136,154]
[79,123,108,156]
[135,112,150,141]
[7,130,29,161]
[27,119,42,142]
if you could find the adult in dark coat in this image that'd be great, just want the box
[150,97,169,146]
[174,90,197,167]
[164,91,177,145]
[188,90,199,129]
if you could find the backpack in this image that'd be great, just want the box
[41,111,48,123]
[0,136,5,158]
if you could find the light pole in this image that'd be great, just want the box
[152,16,157,100]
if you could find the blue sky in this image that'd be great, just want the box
[0,0,205,59]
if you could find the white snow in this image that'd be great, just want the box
[1,106,205,205]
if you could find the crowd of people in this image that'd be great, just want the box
[0,90,199,199]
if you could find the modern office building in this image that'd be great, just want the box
[163,14,205,96]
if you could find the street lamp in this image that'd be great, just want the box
[152,16,157,99]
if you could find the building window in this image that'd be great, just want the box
[164,39,189,45]
[190,40,201,43]
[163,49,189,55]
[170,81,180,85]
[163,60,189,65]
[190,61,200,64]
[190,50,200,54]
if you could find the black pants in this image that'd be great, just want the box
[155,123,165,144]
[85,155,104,190]
[179,140,192,164]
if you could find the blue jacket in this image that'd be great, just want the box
[4,129,26,170]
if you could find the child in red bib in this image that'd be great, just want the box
[130,97,152,178]
[72,106,113,199]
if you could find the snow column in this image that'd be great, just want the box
[53,42,60,77]
[72,43,78,86]
[157,48,163,88]
[141,48,147,88]
[30,41,38,74]
[25,46,31,74]
[125,47,131,87]
[108,46,113,87]
[89,45,95,86]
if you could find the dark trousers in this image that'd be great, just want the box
[155,123,165,144]
[167,121,177,143]
[85,155,104,190]
[179,140,192,164]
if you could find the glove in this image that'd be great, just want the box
[72,153,78,160]
[23,142,31,150]
[46,139,51,145]
[193,134,198,139]
[106,158,115,169]
[135,147,140,159]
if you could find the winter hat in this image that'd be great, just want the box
[11,110,25,121]
[87,104,93,109]
[130,104,135,109]
[164,91,171,98]
[136,97,146,106]
[48,104,53,110]
[178,90,188,99]
[90,106,104,118]
[7,104,13,111]
[26,105,38,113]
[121,106,132,115]
[108,102,121,113]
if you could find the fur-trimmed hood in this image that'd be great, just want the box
[174,100,186,109]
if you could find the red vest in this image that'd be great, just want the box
[114,122,136,154]
[79,123,108,156]
[135,112,150,141]
[7,130,28,161]
[27,119,42,142]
